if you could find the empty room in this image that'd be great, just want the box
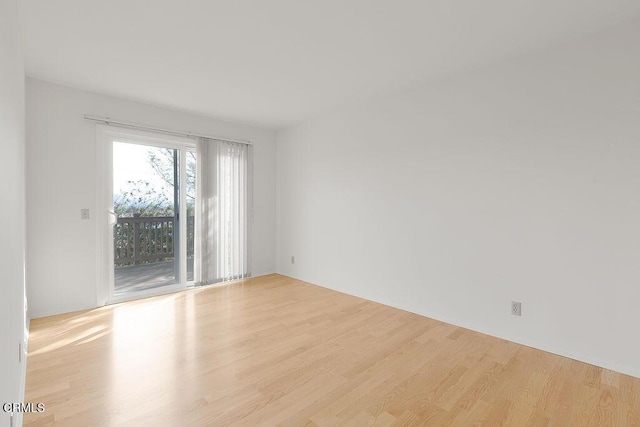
[2,0,640,425]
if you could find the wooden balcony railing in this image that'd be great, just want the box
[114,214,194,267]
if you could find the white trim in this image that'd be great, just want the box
[96,125,195,305]
[106,282,192,305]
[96,124,195,149]
[28,274,277,318]
[95,126,109,307]
[283,273,640,380]
[425,313,640,379]
[179,149,188,284]
[27,304,98,320]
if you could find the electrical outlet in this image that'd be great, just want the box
[511,301,522,316]
[80,208,90,220]
[291,256,295,264]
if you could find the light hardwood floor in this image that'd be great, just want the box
[24,274,640,426]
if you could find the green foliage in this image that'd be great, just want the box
[147,149,196,201]
[114,180,173,217]
[113,147,196,217]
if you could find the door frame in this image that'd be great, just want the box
[96,125,196,305]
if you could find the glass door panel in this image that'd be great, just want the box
[186,150,196,282]
[112,142,180,296]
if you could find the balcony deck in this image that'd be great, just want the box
[114,258,194,295]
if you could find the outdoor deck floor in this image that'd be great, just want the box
[114,259,193,294]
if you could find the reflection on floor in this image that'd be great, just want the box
[24,274,640,425]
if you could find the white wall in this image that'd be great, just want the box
[277,22,640,378]
[26,79,277,318]
[0,0,27,424]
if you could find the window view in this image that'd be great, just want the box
[112,142,196,295]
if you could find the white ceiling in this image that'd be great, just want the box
[21,0,640,130]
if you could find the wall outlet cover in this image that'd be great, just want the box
[512,301,522,316]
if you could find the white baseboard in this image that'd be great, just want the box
[249,271,277,278]
[280,273,640,380]
[28,303,97,320]
[29,273,278,319]
[419,311,640,380]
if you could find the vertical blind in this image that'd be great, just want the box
[195,138,251,285]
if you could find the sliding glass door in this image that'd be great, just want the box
[99,126,196,303]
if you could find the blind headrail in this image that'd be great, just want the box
[84,114,252,145]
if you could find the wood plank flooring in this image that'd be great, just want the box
[24,274,640,426]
